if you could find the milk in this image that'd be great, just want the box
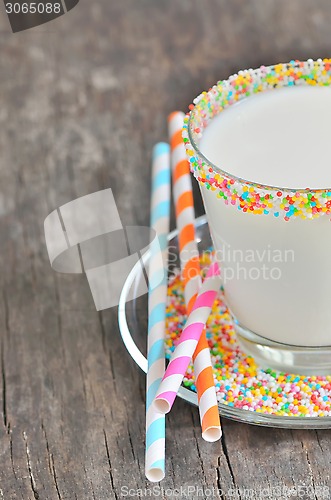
[199,86,331,347]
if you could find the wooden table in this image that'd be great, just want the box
[1,1,331,498]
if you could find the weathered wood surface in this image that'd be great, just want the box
[0,1,331,498]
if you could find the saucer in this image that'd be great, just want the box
[118,216,331,428]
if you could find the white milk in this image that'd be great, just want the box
[199,86,331,346]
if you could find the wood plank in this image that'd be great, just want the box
[0,0,331,498]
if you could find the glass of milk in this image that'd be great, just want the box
[183,59,331,374]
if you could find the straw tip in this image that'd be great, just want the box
[153,142,170,159]
[153,398,171,414]
[145,468,165,483]
[202,426,222,443]
[167,111,184,122]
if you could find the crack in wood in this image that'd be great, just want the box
[314,430,324,454]
[90,480,97,500]
[65,156,78,201]
[301,440,318,500]
[9,434,16,478]
[98,311,118,401]
[3,289,10,343]
[91,482,96,500]
[23,431,40,500]
[220,431,241,500]
[190,409,207,480]
[83,463,97,500]
[53,275,67,366]
[1,290,10,434]
[98,311,107,354]
[216,457,226,500]
[41,421,53,477]
[138,372,146,406]
[116,435,126,462]
[90,379,97,408]
[1,342,7,430]
[103,429,119,500]
[77,359,87,401]
[21,217,37,288]
[9,432,25,500]
[167,456,176,491]
[126,422,136,462]
[50,450,62,499]
[109,349,117,396]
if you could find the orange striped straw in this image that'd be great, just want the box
[168,111,222,442]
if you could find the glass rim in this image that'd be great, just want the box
[187,60,331,194]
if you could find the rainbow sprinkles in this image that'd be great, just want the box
[183,59,331,221]
[165,251,331,418]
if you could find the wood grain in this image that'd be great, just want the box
[0,0,331,498]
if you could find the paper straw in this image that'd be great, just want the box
[168,111,222,442]
[145,142,171,482]
[153,261,221,414]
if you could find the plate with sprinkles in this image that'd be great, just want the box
[118,216,331,428]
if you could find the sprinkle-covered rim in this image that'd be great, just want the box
[183,59,331,220]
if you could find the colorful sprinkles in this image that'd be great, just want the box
[183,59,331,221]
[165,251,331,417]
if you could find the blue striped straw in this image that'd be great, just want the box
[145,142,171,482]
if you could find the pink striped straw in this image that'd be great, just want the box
[153,261,221,414]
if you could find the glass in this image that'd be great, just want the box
[118,216,331,428]
[184,59,331,374]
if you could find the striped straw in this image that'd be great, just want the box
[168,111,222,442]
[168,111,201,309]
[145,143,171,482]
[153,261,221,414]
